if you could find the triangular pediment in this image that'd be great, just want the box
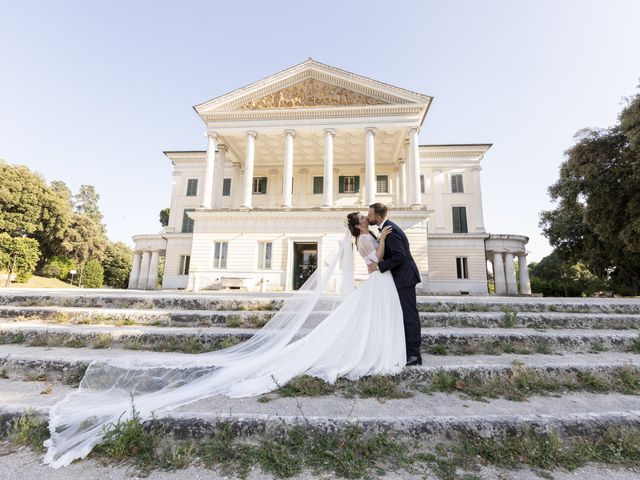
[237,78,390,110]
[195,59,432,116]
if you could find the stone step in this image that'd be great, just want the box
[1,377,640,447]
[1,322,639,356]
[1,342,639,387]
[1,289,639,314]
[4,305,640,330]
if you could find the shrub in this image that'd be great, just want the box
[39,255,75,281]
[82,259,104,288]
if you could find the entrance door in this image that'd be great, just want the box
[293,242,318,290]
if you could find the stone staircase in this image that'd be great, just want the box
[1,288,640,472]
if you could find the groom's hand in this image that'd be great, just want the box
[368,263,378,273]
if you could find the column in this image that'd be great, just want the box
[409,128,422,206]
[504,253,518,295]
[364,127,376,206]
[147,251,160,290]
[398,158,407,207]
[231,162,242,208]
[241,131,257,209]
[201,132,218,208]
[212,145,227,209]
[434,168,445,231]
[137,251,151,289]
[282,130,295,208]
[404,140,413,205]
[394,166,400,206]
[472,166,486,232]
[518,254,532,295]
[492,252,506,295]
[128,252,142,289]
[323,128,335,207]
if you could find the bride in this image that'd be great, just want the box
[44,213,407,468]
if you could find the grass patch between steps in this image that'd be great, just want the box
[5,406,640,480]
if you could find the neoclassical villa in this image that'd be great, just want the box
[129,60,530,295]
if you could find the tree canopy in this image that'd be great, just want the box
[540,88,640,294]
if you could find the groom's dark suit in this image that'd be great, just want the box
[376,220,422,359]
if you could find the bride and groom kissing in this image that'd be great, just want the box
[44,202,424,467]
[347,202,423,367]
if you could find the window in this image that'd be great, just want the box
[222,178,231,196]
[313,176,324,194]
[213,242,228,268]
[179,255,190,275]
[376,175,389,194]
[258,242,272,269]
[451,174,464,193]
[452,206,468,233]
[338,176,360,193]
[181,209,195,233]
[420,175,425,193]
[252,177,267,194]
[186,179,198,197]
[456,257,469,279]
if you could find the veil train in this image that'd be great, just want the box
[44,232,355,468]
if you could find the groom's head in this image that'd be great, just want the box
[368,203,387,226]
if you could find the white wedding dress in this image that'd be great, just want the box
[44,232,406,467]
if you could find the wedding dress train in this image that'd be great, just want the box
[44,232,406,467]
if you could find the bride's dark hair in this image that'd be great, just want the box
[346,212,361,239]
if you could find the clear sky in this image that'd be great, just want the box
[1,0,639,262]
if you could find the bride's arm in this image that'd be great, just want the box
[375,226,392,262]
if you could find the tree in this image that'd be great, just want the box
[66,213,109,286]
[0,233,41,283]
[102,242,133,288]
[540,88,640,295]
[40,256,76,281]
[82,259,104,288]
[0,161,72,261]
[159,208,170,228]
[74,185,103,224]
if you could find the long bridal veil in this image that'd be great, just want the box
[44,232,356,468]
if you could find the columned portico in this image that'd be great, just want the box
[486,234,531,296]
[282,130,295,208]
[364,127,376,205]
[398,158,407,207]
[137,251,151,289]
[128,252,141,289]
[201,132,218,208]
[504,253,518,295]
[492,252,506,295]
[241,131,257,209]
[323,128,335,207]
[213,144,227,209]
[409,128,421,207]
[518,254,532,294]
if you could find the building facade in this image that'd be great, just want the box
[129,60,530,295]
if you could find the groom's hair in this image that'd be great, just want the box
[369,203,387,218]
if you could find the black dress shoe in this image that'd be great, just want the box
[405,355,422,366]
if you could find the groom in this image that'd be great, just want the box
[367,203,423,366]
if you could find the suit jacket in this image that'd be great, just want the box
[377,220,421,289]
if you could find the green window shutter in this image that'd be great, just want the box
[420,175,425,193]
[260,177,267,194]
[338,176,345,194]
[452,207,468,233]
[222,178,231,196]
[451,174,464,193]
[313,176,324,194]
[354,176,360,193]
[186,179,198,196]
[182,209,195,233]
[376,175,388,194]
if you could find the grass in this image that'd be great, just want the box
[9,274,78,289]
[4,403,640,479]
[501,306,518,328]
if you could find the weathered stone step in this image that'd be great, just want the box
[2,378,640,447]
[1,343,639,387]
[1,289,639,314]
[4,305,640,331]
[1,322,639,356]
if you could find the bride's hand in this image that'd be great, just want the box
[379,226,393,240]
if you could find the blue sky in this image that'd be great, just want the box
[1,0,639,262]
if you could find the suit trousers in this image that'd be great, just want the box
[397,285,421,357]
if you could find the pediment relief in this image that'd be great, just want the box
[236,78,393,110]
